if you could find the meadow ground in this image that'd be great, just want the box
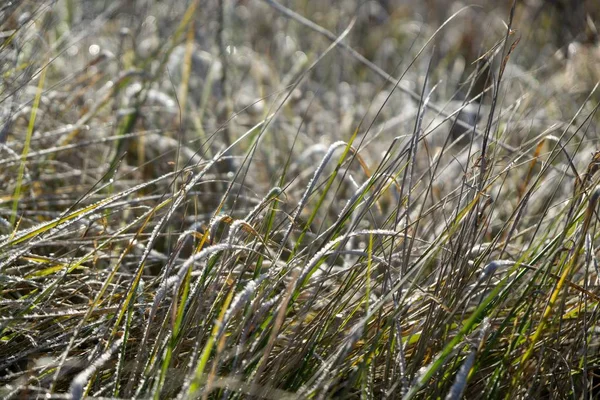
[1,0,600,398]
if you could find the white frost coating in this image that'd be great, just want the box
[477,260,518,281]
[70,338,123,400]
[152,243,250,317]
[218,274,267,339]
[445,318,490,400]
[296,229,398,287]
[244,186,282,222]
[281,141,348,246]
[0,168,185,271]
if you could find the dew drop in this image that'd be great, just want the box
[89,44,100,56]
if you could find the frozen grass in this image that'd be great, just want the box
[1,0,600,398]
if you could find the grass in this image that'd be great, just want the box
[1,0,600,398]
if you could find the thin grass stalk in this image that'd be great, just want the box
[10,58,48,227]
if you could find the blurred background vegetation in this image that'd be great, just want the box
[2,0,600,398]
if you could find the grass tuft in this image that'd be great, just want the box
[2,0,600,399]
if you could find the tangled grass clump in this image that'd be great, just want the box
[1,0,600,398]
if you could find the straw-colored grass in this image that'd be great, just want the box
[1,0,600,398]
